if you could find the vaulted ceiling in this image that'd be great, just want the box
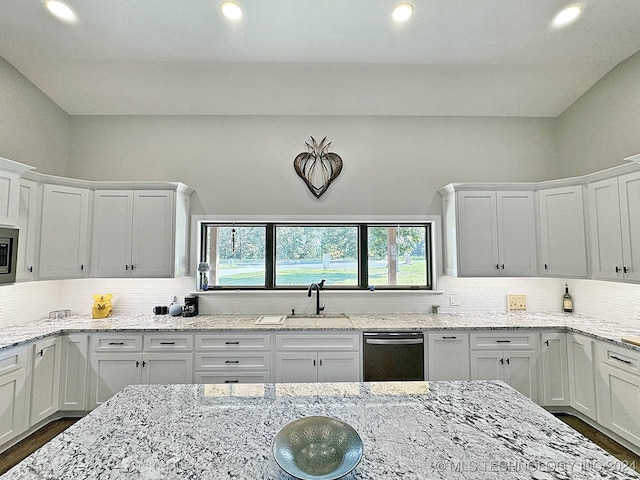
[2,0,640,116]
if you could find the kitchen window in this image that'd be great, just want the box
[199,223,432,290]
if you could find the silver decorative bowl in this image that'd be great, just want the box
[273,416,363,480]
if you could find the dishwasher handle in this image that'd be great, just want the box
[365,338,424,345]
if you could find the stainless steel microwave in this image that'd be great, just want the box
[0,227,18,284]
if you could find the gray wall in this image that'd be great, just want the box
[68,115,558,215]
[0,57,69,174]
[556,50,640,177]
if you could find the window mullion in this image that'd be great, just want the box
[359,225,368,289]
[265,224,275,288]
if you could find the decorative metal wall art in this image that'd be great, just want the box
[293,137,343,198]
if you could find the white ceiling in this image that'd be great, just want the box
[1,0,640,117]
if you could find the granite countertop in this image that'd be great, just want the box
[3,380,638,479]
[1,312,639,353]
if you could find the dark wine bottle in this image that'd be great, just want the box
[563,283,573,313]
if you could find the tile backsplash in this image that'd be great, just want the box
[1,276,638,328]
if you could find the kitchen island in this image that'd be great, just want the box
[3,380,638,479]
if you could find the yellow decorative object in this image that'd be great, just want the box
[92,293,113,319]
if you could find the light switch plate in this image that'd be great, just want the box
[449,295,461,306]
[507,294,527,312]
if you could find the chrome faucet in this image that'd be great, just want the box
[307,279,326,315]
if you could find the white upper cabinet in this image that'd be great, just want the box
[588,171,640,282]
[16,179,41,281]
[38,183,91,279]
[92,187,191,278]
[444,188,537,276]
[537,185,587,278]
[0,157,35,227]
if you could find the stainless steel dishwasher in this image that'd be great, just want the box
[363,332,425,381]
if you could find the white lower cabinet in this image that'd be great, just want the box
[0,345,29,448]
[596,341,640,446]
[29,337,61,426]
[275,351,360,383]
[470,332,537,400]
[195,333,272,384]
[427,332,470,380]
[59,334,89,411]
[89,333,194,408]
[539,332,569,406]
[566,333,598,420]
[274,334,360,383]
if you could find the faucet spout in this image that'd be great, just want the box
[307,280,326,315]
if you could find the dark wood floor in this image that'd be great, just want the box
[1,415,638,475]
[555,414,640,473]
[0,418,79,476]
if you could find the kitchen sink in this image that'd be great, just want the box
[285,315,352,328]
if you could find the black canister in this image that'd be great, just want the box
[183,295,198,317]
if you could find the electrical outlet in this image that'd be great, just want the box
[449,295,461,306]
[507,294,527,312]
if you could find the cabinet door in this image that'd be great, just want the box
[0,168,20,226]
[538,186,587,277]
[428,333,470,381]
[470,350,503,381]
[503,351,537,401]
[0,346,28,446]
[16,179,40,281]
[275,352,318,383]
[618,171,640,282]
[456,191,499,276]
[539,333,569,406]
[91,190,134,277]
[496,191,537,276]
[567,334,597,420]
[598,365,640,446]
[143,353,194,384]
[588,178,624,280]
[131,191,174,277]
[30,337,61,426]
[39,184,90,279]
[59,334,89,411]
[90,354,142,408]
[317,351,360,383]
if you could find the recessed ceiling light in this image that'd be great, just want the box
[392,3,414,22]
[221,1,242,21]
[552,4,583,28]
[44,0,77,23]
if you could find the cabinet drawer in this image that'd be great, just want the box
[195,353,271,370]
[144,334,193,352]
[195,372,271,384]
[92,334,143,352]
[0,345,28,377]
[196,334,271,351]
[601,343,640,375]
[276,334,360,351]
[470,331,536,349]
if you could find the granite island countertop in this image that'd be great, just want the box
[1,312,639,353]
[2,380,638,479]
